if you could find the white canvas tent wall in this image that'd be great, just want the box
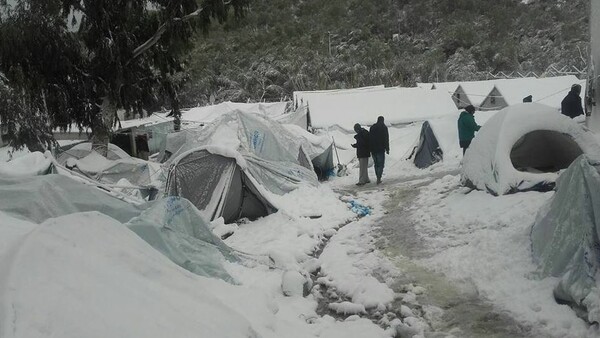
[588,0,600,132]
[431,82,462,108]
[293,85,385,109]
[461,103,600,195]
[304,87,457,131]
[182,101,289,124]
[479,76,585,111]
[530,155,600,324]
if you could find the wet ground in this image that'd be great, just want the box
[372,176,538,337]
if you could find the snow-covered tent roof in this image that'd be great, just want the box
[458,80,500,107]
[416,83,434,90]
[304,87,457,130]
[481,76,585,110]
[293,85,385,108]
[461,103,600,195]
[431,81,460,94]
[183,101,289,124]
[56,142,130,163]
[165,111,319,222]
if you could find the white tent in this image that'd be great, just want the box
[303,87,457,131]
[461,103,600,195]
[479,76,585,111]
[293,85,385,109]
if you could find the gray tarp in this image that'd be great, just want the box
[0,174,237,282]
[412,121,443,169]
[126,196,238,283]
[531,155,600,323]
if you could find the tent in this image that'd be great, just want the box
[55,142,130,164]
[166,147,278,224]
[302,87,457,130]
[410,121,443,169]
[530,155,600,324]
[283,124,335,179]
[407,111,498,169]
[461,103,600,195]
[165,111,319,222]
[479,76,585,111]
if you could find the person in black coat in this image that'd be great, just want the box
[352,123,371,185]
[561,84,584,118]
[369,116,389,184]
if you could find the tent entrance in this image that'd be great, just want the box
[510,130,583,173]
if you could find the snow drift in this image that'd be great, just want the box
[461,103,600,195]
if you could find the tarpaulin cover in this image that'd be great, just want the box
[531,155,600,323]
[0,174,144,223]
[126,196,238,283]
[412,121,443,169]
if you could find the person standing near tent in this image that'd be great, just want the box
[561,84,584,118]
[457,105,481,155]
[369,116,389,184]
[352,123,371,186]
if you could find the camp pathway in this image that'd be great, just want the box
[335,174,538,337]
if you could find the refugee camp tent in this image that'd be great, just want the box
[165,111,319,222]
[407,111,498,169]
[461,103,600,195]
[166,147,278,223]
[283,124,335,179]
[304,87,457,130]
[530,155,600,324]
[479,76,585,111]
[183,101,289,124]
[0,174,237,282]
[293,85,385,109]
[55,142,130,164]
[410,121,443,169]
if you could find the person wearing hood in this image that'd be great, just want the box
[352,123,371,186]
[561,83,584,118]
[457,105,480,155]
[369,116,389,184]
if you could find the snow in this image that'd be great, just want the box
[0,151,52,177]
[302,87,458,130]
[4,87,600,337]
[462,103,600,195]
[492,75,585,108]
[184,101,289,124]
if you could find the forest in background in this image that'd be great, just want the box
[179,0,590,107]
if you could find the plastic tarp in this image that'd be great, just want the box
[55,142,130,164]
[531,155,600,323]
[461,103,600,195]
[166,148,278,223]
[0,174,237,282]
[125,196,238,283]
[412,121,443,169]
[0,174,144,223]
[167,110,319,194]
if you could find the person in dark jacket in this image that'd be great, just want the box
[352,123,371,185]
[561,84,584,118]
[369,116,389,184]
[457,105,481,155]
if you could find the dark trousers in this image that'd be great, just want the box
[459,140,471,155]
[372,151,385,180]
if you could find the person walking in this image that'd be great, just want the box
[561,84,584,118]
[369,116,389,184]
[352,123,371,186]
[457,105,481,155]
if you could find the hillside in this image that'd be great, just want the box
[179,0,590,106]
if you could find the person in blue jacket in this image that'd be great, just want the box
[457,105,481,155]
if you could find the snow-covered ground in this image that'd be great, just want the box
[1,108,599,337]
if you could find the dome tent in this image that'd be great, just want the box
[461,103,600,195]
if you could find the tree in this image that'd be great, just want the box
[0,0,248,153]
